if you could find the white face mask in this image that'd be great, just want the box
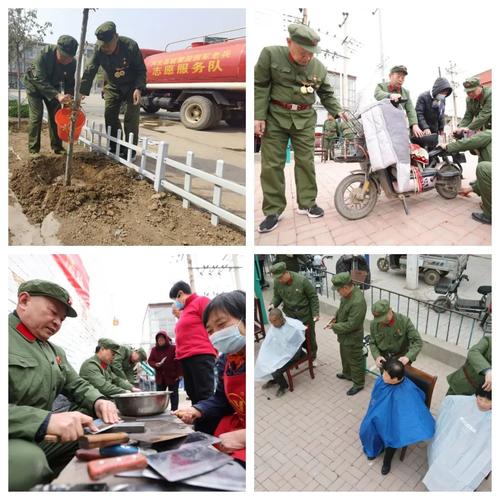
[209,321,245,354]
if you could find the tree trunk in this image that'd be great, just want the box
[16,46,21,129]
[65,8,89,186]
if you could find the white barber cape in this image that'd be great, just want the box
[254,316,306,381]
[423,395,491,491]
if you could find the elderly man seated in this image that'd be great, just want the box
[359,358,435,475]
[255,308,306,397]
[423,387,491,491]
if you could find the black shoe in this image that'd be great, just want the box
[119,148,137,161]
[336,373,352,380]
[346,386,364,396]
[276,386,287,397]
[53,148,66,155]
[258,214,280,233]
[472,212,491,225]
[262,380,277,390]
[381,462,391,475]
[261,281,270,289]
[297,204,324,218]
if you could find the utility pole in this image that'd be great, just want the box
[187,254,196,292]
[64,8,89,186]
[445,60,459,129]
[339,12,349,107]
[300,8,308,25]
[372,8,385,81]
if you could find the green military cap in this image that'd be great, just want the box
[288,23,321,54]
[331,272,352,289]
[371,299,391,323]
[463,77,481,93]
[390,65,408,75]
[270,261,287,278]
[98,338,120,353]
[18,279,77,318]
[95,21,117,43]
[56,35,78,57]
[135,347,147,362]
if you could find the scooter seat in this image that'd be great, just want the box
[477,285,492,295]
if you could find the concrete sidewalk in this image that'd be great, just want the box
[254,154,491,246]
[254,289,491,492]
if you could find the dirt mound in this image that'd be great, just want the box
[9,122,245,245]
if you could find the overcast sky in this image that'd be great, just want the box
[81,253,243,345]
[253,4,493,116]
[35,8,245,50]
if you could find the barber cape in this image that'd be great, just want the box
[360,99,411,192]
[423,395,491,491]
[359,376,435,458]
[254,316,306,381]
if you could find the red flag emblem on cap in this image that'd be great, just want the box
[67,297,72,305]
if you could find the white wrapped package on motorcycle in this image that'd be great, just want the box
[361,99,412,193]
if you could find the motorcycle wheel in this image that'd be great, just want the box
[436,165,461,199]
[334,173,378,220]
[432,296,452,313]
[377,258,390,272]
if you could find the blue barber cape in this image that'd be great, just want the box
[360,376,435,458]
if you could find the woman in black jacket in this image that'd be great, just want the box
[415,77,452,136]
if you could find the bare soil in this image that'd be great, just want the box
[9,120,245,246]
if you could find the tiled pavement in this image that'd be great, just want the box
[254,154,491,246]
[254,290,491,491]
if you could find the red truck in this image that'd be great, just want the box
[140,37,245,130]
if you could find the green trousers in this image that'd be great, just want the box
[104,86,140,152]
[323,137,336,159]
[9,438,78,491]
[27,92,63,153]
[339,340,365,388]
[474,161,491,217]
[260,117,317,215]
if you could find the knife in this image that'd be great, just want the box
[87,453,148,481]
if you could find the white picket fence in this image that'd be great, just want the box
[78,121,246,231]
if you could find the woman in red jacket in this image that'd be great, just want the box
[148,331,182,411]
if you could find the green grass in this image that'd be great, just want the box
[9,99,29,118]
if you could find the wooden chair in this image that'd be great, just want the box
[285,326,315,392]
[254,297,266,343]
[400,364,438,461]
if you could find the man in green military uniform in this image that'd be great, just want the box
[274,254,308,273]
[80,22,146,159]
[24,35,78,156]
[455,77,492,134]
[111,344,147,386]
[374,65,424,138]
[370,300,423,369]
[444,129,491,224]
[322,113,339,160]
[255,24,347,233]
[447,335,491,395]
[269,262,320,360]
[326,272,367,396]
[80,338,141,398]
[9,279,120,491]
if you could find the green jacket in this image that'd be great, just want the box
[254,45,342,129]
[446,129,491,162]
[272,271,320,321]
[374,82,418,126]
[323,118,339,138]
[341,120,356,139]
[23,45,76,101]
[9,312,103,441]
[459,87,491,131]
[80,36,146,96]
[332,287,367,346]
[110,345,138,386]
[447,335,491,395]
[80,354,132,397]
[369,312,423,362]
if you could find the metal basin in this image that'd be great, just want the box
[113,391,171,417]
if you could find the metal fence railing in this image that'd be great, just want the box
[79,121,246,231]
[318,270,489,350]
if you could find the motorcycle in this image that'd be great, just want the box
[431,273,491,330]
[299,255,332,295]
[332,99,464,220]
